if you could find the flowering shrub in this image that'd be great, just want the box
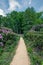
[0,27,13,34]
[2,29,10,34]
[0,34,3,39]
[0,27,19,56]
[0,27,19,65]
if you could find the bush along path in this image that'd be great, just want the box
[0,28,20,65]
[10,37,30,65]
[24,31,43,65]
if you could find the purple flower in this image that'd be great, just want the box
[0,34,3,39]
[2,29,10,34]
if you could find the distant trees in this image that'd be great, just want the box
[0,7,43,34]
[22,7,37,32]
[0,15,3,26]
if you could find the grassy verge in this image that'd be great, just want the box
[24,31,43,65]
[0,32,20,65]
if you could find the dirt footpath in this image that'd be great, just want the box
[10,37,30,65]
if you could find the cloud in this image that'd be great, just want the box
[38,6,43,12]
[29,0,32,5]
[22,0,32,6]
[0,9,6,16]
[20,0,32,10]
[8,0,21,11]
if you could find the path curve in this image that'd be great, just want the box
[10,37,30,65]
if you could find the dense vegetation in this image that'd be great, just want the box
[0,7,43,65]
[0,27,20,65]
[24,31,43,65]
[0,7,43,34]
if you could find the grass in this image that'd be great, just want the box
[24,31,43,65]
[0,31,20,65]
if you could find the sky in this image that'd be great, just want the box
[0,0,43,16]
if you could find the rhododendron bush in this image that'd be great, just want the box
[0,27,19,55]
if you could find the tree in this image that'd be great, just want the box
[0,15,3,27]
[22,7,37,32]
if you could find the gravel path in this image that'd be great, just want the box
[10,37,30,65]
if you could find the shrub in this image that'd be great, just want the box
[24,31,43,65]
[5,40,12,46]
[0,28,20,65]
[0,47,3,55]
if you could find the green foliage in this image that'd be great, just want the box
[0,6,43,65]
[0,47,3,55]
[0,28,20,65]
[0,7,43,34]
[24,31,43,65]
[22,7,36,32]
